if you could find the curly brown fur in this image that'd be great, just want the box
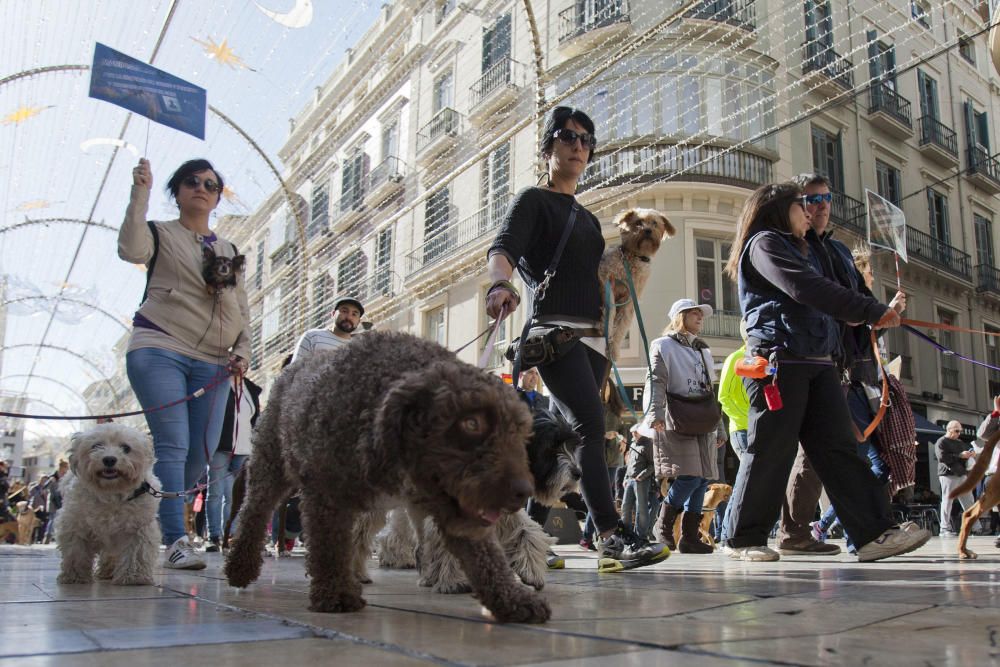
[224,331,550,623]
[949,428,1000,559]
[597,209,674,414]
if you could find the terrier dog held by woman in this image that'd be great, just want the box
[16,501,37,545]
[56,424,161,585]
[225,331,551,623]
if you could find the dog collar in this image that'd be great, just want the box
[619,246,650,263]
[125,481,153,502]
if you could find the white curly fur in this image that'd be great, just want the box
[56,424,161,586]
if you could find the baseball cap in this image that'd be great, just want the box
[668,298,713,320]
[333,296,365,317]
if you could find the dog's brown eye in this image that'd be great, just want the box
[121,444,131,454]
[458,414,486,437]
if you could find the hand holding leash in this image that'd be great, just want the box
[132,158,152,190]
[873,309,901,330]
[888,290,906,314]
[486,281,519,319]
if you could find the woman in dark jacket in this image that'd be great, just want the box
[485,106,667,569]
[721,182,929,562]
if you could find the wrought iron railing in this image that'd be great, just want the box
[868,83,912,128]
[700,309,742,338]
[416,108,461,154]
[470,57,525,108]
[578,144,773,192]
[967,145,1000,188]
[405,194,512,277]
[917,116,958,156]
[684,0,756,31]
[558,0,629,43]
[802,41,854,90]
[905,224,972,279]
[367,156,406,193]
[830,190,866,236]
[976,263,1000,294]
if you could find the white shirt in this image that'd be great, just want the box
[291,328,351,363]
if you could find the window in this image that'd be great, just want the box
[307,181,329,239]
[804,1,834,49]
[381,120,399,161]
[987,325,1000,396]
[927,188,950,246]
[866,34,897,90]
[262,286,281,343]
[311,273,333,328]
[340,151,369,212]
[875,160,901,206]
[337,249,366,300]
[481,13,511,74]
[958,33,975,65]
[424,306,446,345]
[811,125,844,192]
[254,239,265,290]
[974,214,994,268]
[433,71,454,113]
[910,0,930,29]
[424,187,452,263]
[964,101,991,154]
[884,289,912,380]
[480,142,510,232]
[695,237,738,315]
[436,0,456,25]
[938,308,960,390]
[249,322,262,371]
[374,227,393,296]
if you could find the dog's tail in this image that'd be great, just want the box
[949,428,1000,499]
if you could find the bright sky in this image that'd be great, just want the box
[0,0,384,440]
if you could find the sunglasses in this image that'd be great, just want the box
[181,175,222,194]
[792,196,810,210]
[804,192,833,205]
[553,128,597,150]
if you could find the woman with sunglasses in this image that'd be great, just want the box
[721,182,929,562]
[119,158,250,570]
[486,107,669,570]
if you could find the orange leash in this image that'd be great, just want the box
[901,318,1000,337]
[851,330,889,443]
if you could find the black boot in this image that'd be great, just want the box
[653,504,681,551]
[678,512,714,554]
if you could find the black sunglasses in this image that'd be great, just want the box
[553,128,597,150]
[181,175,222,194]
[804,192,833,205]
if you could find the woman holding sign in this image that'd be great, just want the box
[118,158,249,570]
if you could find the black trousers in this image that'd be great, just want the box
[724,361,893,549]
[538,342,618,534]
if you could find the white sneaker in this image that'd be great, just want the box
[163,537,207,570]
[857,525,931,562]
[728,545,780,562]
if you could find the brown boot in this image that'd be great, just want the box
[653,504,681,551]
[678,512,713,554]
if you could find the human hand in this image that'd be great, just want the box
[132,158,152,190]
[889,290,906,313]
[227,354,248,376]
[960,450,974,460]
[485,287,517,320]
[652,419,666,432]
[716,436,727,449]
[993,395,1000,413]
[873,308,901,330]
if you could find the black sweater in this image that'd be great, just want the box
[488,187,605,322]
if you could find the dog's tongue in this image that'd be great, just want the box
[478,509,502,525]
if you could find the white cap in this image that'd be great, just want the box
[668,298,713,320]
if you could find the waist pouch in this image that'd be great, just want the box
[505,326,600,370]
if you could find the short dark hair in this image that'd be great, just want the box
[166,159,224,202]
[793,172,833,190]
[724,182,804,279]
[540,106,597,162]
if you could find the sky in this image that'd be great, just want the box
[0,0,384,440]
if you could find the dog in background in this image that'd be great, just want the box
[378,407,582,593]
[948,427,1000,559]
[669,483,732,550]
[597,208,674,413]
[56,424,161,585]
[16,501,37,545]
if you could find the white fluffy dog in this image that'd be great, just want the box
[56,423,161,585]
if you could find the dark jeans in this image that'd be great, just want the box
[538,343,618,534]
[725,362,894,549]
[719,429,748,542]
[665,475,708,513]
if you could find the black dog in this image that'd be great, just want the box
[202,246,246,293]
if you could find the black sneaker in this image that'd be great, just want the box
[205,537,221,553]
[597,521,670,572]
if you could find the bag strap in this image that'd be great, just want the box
[513,202,580,390]
[140,220,160,306]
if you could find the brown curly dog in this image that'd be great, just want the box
[224,331,550,623]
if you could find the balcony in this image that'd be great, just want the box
[468,57,526,124]
[917,116,959,167]
[905,224,972,281]
[578,144,774,193]
[416,108,462,166]
[364,156,406,206]
[700,309,742,339]
[975,263,1000,297]
[830,190,866,237]
[404,195,511,278]
[558,1,630,57]
[682,0,757,44]
[867,83,913,138]
[966,145,1000,195]
[331,186,366,233]
[801,41,854,97]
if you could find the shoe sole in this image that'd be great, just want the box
[778,547,842,556]
[729,551,780,562]
[597,545,671,573]
[163,561,207,570]
[857,531,931,562]
[547,559,565,570]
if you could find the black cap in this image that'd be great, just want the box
[333,296,365,317]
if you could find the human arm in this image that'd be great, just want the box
[118,158,155,263]
[290,331,314,364]
[648,341,669,430]
[485,189,543,319]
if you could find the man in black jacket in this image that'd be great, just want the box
[935,420,975,536]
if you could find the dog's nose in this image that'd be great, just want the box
[102,456,117,468]
[510,477,533,505]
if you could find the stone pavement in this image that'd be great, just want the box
[2,537,998,666]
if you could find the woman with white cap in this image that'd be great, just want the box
[642,298,726,554]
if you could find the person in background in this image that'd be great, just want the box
[935,420,975,537]
[291,296,364,363]
[621,426,655,540]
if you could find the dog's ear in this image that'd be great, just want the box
[68,432,83,474]
[657,213,676,239]
[373,366,452,465]
[202,246,215,262]
[232,254,246,272]
[613,209,638,232]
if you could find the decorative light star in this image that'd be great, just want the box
[15,199,51,212]
[1,105,52,126]
[191,37,256,71]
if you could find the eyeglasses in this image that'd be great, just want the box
[553,129,597,150]
[792,196,810,210]
[804,192,833,205]
[181,175,222,194]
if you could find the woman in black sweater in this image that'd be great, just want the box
[486,107,668,569]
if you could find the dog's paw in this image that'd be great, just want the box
[309,593,367,613]
[224,558,262,588]
[433,579,473,594]
[486,589,551,624]
[113,575,155,586]
[57,572,93,585]
[516,567,547,591]
[358,575,373,584]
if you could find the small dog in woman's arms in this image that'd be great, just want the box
[56,423,161,586]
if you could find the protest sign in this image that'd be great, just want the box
[866,189,908,263]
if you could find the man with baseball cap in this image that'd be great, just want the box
[291,295,365,363]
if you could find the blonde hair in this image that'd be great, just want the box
[662,311,687,335]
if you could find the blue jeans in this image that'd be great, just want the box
[622,477,652,538]
[666,475,709,513]
[127,348,230,545]
[206,451,247,540]
[719,430,748,543]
